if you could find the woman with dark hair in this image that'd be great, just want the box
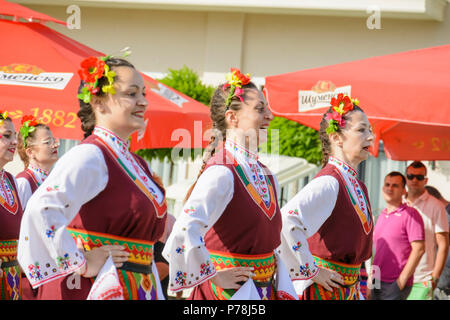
[278,94,375,300]
[0,112,24,300]
[162,68,296,300]
[17,56,167,300]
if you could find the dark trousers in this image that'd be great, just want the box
[371,281,412,300]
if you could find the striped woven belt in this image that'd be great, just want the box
[313,256,360,287]
[67,228,154,274]
[0,239,18,268]
[209,250,276,283]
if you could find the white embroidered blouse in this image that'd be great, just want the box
[16,164,49,210]
[162,139,280,292]
[17,126,164,288]
[277,156,371,293]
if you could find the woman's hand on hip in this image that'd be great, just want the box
[210,267,255,289]
[312,267,344,291]
[75,238,129,277]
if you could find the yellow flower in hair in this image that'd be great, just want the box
[225,72,241,88]
[101,65,116,95]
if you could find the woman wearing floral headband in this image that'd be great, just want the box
[278,94,374,300]
[16,116,59,210]
[18,56,167,300]
[15,116,59,300]
[0,112,24,300]
[162,68,296,300]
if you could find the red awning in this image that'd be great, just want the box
[264,44,450,160]
[0,19,211,149]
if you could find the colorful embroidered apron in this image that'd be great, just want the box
[67,228,158,300]
[0,239,21,300]
[305,256,361,300]
[208,250,276,300]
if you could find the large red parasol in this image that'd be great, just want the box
[0,0,66,25]
[264,44,450,160]
[0,19,211,149]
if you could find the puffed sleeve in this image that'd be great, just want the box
[17,144,109,288]
[15,176,32,210]
[162,165,234,292]
[278,175,339,281]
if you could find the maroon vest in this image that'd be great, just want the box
[307,164,373,265]
[16,170,39,193]
[0,171,24,240]
[203,149,282,255]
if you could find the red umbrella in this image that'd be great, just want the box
[0,19,211,149]
[264,44,450,161]
[0,0,66,25]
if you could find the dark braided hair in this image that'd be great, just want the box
[319,104,365,168]
[77,57,135,138]
[183,81,259,202]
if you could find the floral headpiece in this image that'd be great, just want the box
[20,115,40,147]
[223,68,251,108]
[325,93,359,134]
[0,111,9,126]
[77,55,116,103]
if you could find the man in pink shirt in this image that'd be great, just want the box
[370,171,425,300]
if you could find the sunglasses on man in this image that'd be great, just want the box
[406,174,426,181]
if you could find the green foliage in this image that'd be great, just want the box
[262,117,322,165]
[136,66,214,163]
[158,66,215,106]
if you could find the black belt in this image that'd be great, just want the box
[1,260,18,268]
[119,261,153,274]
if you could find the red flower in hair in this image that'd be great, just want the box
[21,115,38,127]
[230,68,251,86]
[330,93,353,114]
[78,57,106,84]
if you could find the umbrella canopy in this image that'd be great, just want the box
[264,44,450,161]
[0,19,211,149]
[0,0,66,25]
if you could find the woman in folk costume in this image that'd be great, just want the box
[278,94,374,300]
[0,112,24,300]
[15,116,59,300]
[17,56,167,300]
[162,69,296,300]
[16,116,59,210]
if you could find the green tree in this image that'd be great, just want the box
[262,117,322,165]
[135,66,214,162]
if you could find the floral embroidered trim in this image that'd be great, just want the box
[292,242,302,252]
[45,226,56,239]
[0,171,19,215]
[94,126,129,155]
[326,93,359,134]
[175,245,185,254]
[225,139,258,162]
[328,156,357,177]
[183,206,195,215]
[223,68,251,107]
[28,163,49,182]
[299,263,314,278]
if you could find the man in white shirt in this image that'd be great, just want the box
[404,161,449,300]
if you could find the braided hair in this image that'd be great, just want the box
[183,81,259,202]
